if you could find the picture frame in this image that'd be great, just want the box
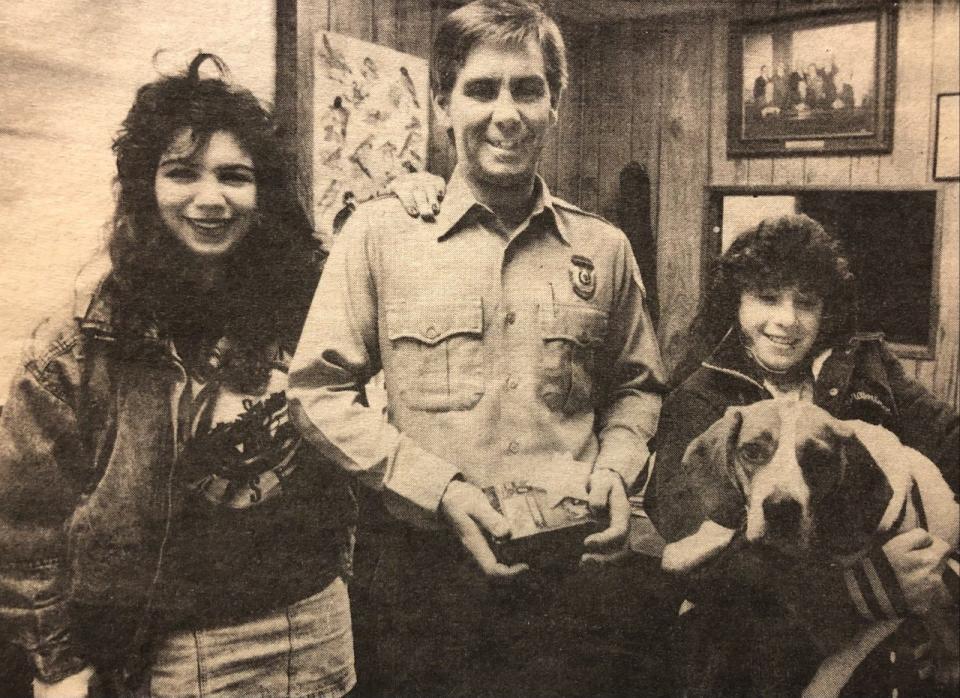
[933,92,959,181]
[727,4,897,158]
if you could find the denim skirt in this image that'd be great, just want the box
[137,577,355,697]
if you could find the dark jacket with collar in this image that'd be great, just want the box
[646,330,958,655]
[0,273,356,683]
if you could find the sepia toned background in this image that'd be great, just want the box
[0,1,275,391]
[2,0,957,409]
[1,0,958,694]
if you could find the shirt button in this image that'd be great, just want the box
[508,441,519,454]
[507,378,518,389]
[505,311,516,325]
[829,387,839,397]
[425,326,438,340]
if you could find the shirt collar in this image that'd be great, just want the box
[434,167,565,244]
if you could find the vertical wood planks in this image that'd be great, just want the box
[746,157,774,185]
[709,17,736,185]
[394,0,432,58]
[630,23,666,233]
[577,25,603,213]
[555,24,586,203]
[656,18,713,368]
[331,0,373,40]
[275,0,331,218]
[879,0,935,185]
[373,0,397,48]
[772,157,805,185]
[849,154,880,185]
[596,22,638,222]
[931,0,960,408]
[802,156,850,186]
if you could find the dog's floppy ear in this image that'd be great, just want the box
[813,423,892,555]
[680,406,746,531]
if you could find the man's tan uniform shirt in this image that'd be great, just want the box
[288,169,666,526]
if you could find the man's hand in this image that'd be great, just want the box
[882,528,952,616]
[583,468,631,555]
[440,479,528,578]
[389,171,446,220]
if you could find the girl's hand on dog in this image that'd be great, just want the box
[882,528,952,616]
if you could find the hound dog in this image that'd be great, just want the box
[661,399,959,696]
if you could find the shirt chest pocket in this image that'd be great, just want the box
[539,304,609,415]
[386,299,485,412]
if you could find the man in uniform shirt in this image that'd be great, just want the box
[289,0,667,693]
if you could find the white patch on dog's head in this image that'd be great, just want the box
[736,401,813,550]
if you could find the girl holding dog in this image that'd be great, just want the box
[646,214,958,696]
[0,55,439,697]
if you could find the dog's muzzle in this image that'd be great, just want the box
[762,494,803,537]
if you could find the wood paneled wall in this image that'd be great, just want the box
[278,0,959,407]
[570,0,959,407]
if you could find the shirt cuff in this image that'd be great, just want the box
[593,428,650,491]
[384,434,462,527]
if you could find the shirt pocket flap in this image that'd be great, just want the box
[386,299,483,346]
[540,304,609,347]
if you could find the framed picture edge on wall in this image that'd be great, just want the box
[933,92,960,182]
[726,2,897,158]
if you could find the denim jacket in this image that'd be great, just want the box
[0,273,356,682]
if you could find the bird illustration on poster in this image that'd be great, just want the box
[313,32,429,247]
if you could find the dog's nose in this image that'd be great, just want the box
[763,496,801,535]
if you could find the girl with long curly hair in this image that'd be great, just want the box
[647,214,958,696]
[0,53,439,697]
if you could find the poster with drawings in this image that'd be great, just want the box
[313,31,429,246]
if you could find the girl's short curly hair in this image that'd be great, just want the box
[672,214,858,385]
[108,54,321,358]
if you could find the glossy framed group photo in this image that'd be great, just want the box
[727,4,897,157]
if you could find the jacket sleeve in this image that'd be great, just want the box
[881,343,959,494]
[287,214,461,527]
[645,387,728,542]
[591,235,667,489]
[0,326,90,682]
[647,385,892,655]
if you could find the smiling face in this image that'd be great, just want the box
[436,37,557,196]
[739,285,824,373]
[155,129,257,259]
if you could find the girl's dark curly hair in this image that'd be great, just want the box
[108,53,322,365]
[671,214,858,386]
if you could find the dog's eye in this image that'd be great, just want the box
[739,442,769,465]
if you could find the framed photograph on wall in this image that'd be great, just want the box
[933,92,959,181]
[727,4,897,157]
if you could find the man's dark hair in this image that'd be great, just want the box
[672,214,858,386]
[431,0,567,109]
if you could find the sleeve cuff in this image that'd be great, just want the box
[843,547,909,622]
[383,434,462,526]
[32,665,94,698]
[593,428,649,491]
[31,645,89,685]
